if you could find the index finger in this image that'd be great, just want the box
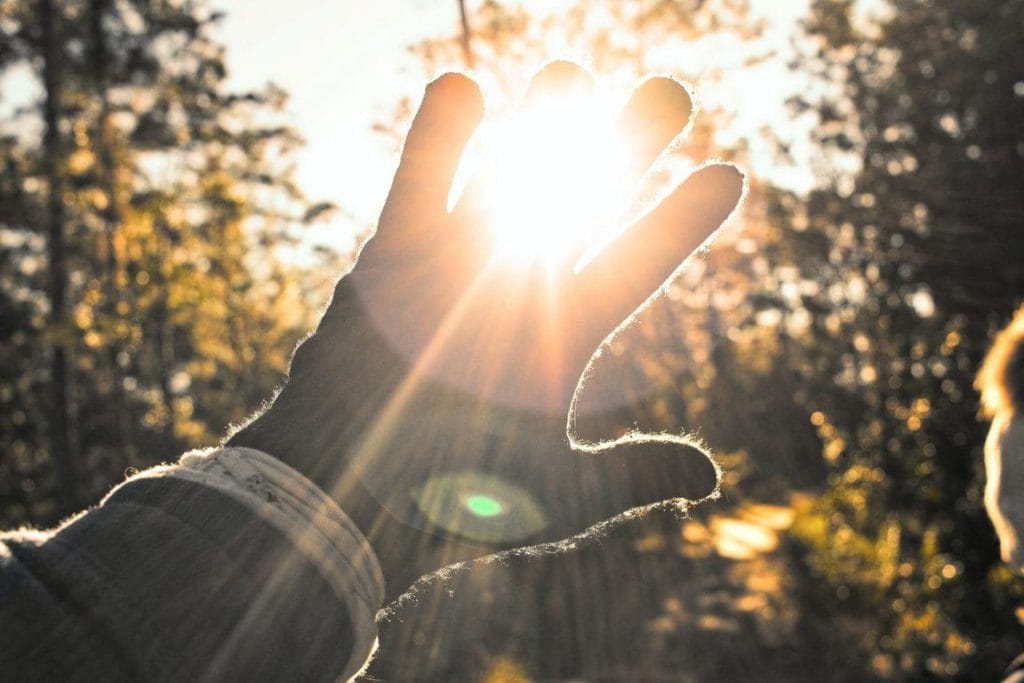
[379,73,484,232]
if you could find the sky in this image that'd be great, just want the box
[211,0,459,255]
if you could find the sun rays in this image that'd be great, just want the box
[453,89,633,271]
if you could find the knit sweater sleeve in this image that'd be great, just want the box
[0,446,384,682]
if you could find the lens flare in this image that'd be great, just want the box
[413,472,548,544]
[465,494,504,517]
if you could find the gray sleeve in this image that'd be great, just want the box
[0,447,383,682]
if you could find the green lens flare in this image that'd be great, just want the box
[413,473,548,544]
[465,494,503,517]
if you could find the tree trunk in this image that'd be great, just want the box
[457,0,475,68]
[90,0,137,466]
[40,0,80,516]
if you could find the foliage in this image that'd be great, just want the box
[0,0,335,526]
[767,0,1024,677]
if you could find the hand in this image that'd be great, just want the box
[354,62,740,414]
[229,62,743,602]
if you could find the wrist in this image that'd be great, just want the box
[227,277,406,484]
[225,274,578,599]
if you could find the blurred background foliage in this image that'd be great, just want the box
[0,0,340,521]
[1,0,1023,680]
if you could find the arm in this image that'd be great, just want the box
[0,448,379,681]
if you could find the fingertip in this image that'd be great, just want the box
[616,76,696,182]
[690,162,746,217]
[425,72,485,122]
[621,435,720,503]
[579,434,721,512]
[623,76,694,131]
[705,161,745,189]
[525,60,594,102]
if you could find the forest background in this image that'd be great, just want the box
[1,0,1022,680]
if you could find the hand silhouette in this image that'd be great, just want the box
[230,62,743,601]
[355,62,741,413]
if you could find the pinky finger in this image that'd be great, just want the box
[575,163,744,339]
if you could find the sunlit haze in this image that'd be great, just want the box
[3,0,1018,677]
[210,0,457,257]
[457,90,631,269]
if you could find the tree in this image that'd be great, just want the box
[762,0,1024,677]
[0,0,336,526]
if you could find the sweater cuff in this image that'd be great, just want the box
[113,446,384,682]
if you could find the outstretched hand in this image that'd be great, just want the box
[355,63,741,413]
[230,62,743,601]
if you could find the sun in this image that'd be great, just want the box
[454,90,633,270]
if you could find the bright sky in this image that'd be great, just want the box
[210,0,458,255]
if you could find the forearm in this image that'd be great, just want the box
[0,447,382,682]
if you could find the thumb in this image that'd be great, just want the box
[567,434,721,529]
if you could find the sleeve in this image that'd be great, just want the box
[0,446,384,683]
